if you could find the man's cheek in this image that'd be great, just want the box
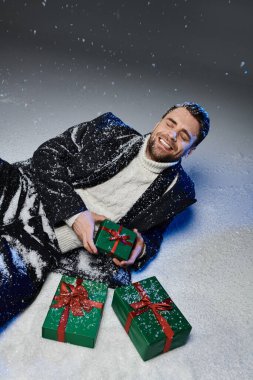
[181,142,189,151]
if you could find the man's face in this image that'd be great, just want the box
[146,107,200,163]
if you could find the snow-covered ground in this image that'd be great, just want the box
[0,40,252,380]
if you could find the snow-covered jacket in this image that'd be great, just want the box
[29,112,196,270]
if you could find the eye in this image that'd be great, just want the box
[180,132,189,142]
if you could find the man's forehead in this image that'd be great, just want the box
[167,107,192,119]
[166,107,200,135]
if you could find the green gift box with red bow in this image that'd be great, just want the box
[112,276,192,361]
[94,219,137,261]
[42,275,108,348]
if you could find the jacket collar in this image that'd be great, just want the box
[119,158,182,227]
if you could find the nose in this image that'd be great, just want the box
[168,130,177,141]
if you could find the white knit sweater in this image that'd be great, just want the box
[55,134,178,253]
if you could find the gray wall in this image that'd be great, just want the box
[0,1,252,162]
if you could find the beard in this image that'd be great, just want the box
[146,134,176,163]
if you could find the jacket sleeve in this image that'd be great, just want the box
[31,114,105,225]
[132,218,173,271]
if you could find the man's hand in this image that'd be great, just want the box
[72,210,106,254]
[113,228,145,269]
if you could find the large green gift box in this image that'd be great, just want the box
[94,219,137,261]
[42,275,108,348]
[112,276,192,361]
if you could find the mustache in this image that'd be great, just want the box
[150,133,176,149]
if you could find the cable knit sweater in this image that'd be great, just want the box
[55,134,178,253]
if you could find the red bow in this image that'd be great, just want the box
[125,282,174,352]
[51,278,104,342]
[101,225,133,254]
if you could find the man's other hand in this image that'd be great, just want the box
[72,211,106,254]
[113,228,145,268]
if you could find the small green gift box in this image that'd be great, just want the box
[94,219,137,261]
[42,275,108,348]
[112,276,192,361]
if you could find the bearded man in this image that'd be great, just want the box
[0,102,210,327]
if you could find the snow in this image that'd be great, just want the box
[39,202,56,243]
[2,184,22,224]
[9,246,27,275]
[3,236,47,280]
[0,255,10,281]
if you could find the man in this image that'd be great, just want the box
[0,102,210,328]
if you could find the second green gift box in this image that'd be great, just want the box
[112,276,192,361]
[42,275,108,348]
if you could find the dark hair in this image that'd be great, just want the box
[162,102,210,147]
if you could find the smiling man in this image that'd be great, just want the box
[52,102,209,275]
[146,106,201,163]
[0,102,210,327]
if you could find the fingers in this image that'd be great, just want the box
[87,239,98,254]
[113,258,131,269]
[92,212,107,222]
[112,257,122,267]
[84,240,98,255]
[82,231,98,254]
[82,239,97,254]
[86,226,98,254]
[72,210,99,254]
[98,214,107,221]
[133,228,143,242]
[132,228,144,255]
[113,228,144,268]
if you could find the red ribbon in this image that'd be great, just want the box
[101,225,133,254]
[125,282,174,352]
[51,278,104,342]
